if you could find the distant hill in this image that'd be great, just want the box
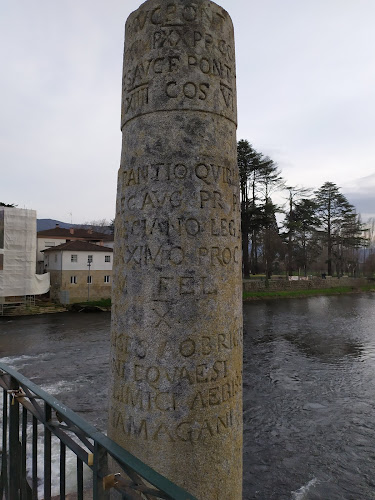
[37,219,72,231]
[37,219,112,234]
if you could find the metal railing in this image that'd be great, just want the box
[0,363,196,500]
[0,296,36,316]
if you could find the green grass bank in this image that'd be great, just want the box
[243,283,375,301]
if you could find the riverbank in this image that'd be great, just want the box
[0,301,68,316]
[0,299,111,317]
[243,284,375,301]
[2,282,374,316]
[69,299,111,312]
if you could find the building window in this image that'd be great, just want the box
[54,254,57,263]
[87,276,92,284]
[105,255,111,263]
[45,242,55,248]
[104,275,110,283]
[71,254,77,262]
[88,255,93,263]
[70,276,77,284]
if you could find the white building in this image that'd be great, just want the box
[43,240,113,304]
[36,225,114,273]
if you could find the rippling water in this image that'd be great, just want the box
[243,294,375,499]
[1,293,375,499]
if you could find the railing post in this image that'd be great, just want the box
[0,363,197,500]
[60,441,66,498]
[93,442,109,500]
[21,406,31,499]
[44,403,52,500]
[0,387,9,499]
[9,377,21,500]
[32,415,38,499]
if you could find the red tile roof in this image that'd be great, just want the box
[37,227,113,240]
[42,241,113,253]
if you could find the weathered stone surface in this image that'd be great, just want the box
[109,1,242,498]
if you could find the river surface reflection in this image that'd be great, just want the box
[1,293,375,499]
[243,294,375,499]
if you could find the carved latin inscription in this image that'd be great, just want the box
[111,1,242,498]
[122,1,237,125]
[122,162,238,187]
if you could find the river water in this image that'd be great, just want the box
[1,293,375,499]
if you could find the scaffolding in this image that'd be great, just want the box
[0,208,50,310]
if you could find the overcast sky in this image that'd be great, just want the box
[1,0,374,223]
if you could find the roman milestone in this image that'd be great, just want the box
[108,1,243,498]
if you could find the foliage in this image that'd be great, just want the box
[237,139,284,278]
[237,140,370,278]
[0,202,17,207]
[313,182,367,276]
[243,284,375,300]
[79,298,111,308]
[78,219,113,234]
[283,197,321,276]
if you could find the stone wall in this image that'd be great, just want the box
[243,277,368,293]
[49,270,112,303]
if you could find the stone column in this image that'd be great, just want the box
[109,1,242,498]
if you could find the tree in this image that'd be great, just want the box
[314,182,365,276]
[260,199,284,279]
[0,202,17,207]
[237,140,283,277]
[364,253,375,276]
[256,158,284,279]
[79,219,113,233]
[333,211,368,276]
[283,186,311,275]
[364,218,375,276]
[237,139,257,277]
[284,198,321,276]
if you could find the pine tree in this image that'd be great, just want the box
[237,140,283,277]
[237,139,256,277]
[283,186,311,275]
[314,182,365,275]
[285,198,321,276]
